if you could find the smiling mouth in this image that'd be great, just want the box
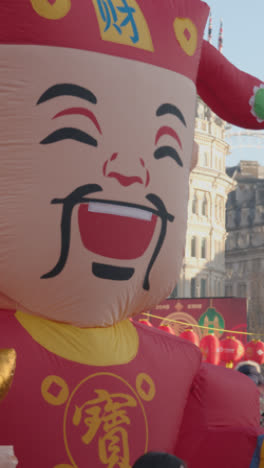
[78,200,157,260]
[41,184,174,290]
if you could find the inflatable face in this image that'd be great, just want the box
[0,0,208,326]
[1,0,264,327]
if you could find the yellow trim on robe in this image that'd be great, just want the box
[15,311,139,366]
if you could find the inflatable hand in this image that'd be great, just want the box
[0,349,16,403]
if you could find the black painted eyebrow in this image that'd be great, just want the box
[37,83,97,105]
[156,103,186,127]
[154,146,183,167]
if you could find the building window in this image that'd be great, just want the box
[225,284,233,297]
[201,238,207,259]
[192,193,197,214]
[200,151,208,167]
[191,278,196,298]
[214,240,218,255]
[238,283,247,297]
[215,196,224,223]
[191,236,197,257]
[200,278,207,297]
[215,197,220,222]
[221,199,225,222]
[215,154,219,170]
[171,284,178,298]
[215,199,218,221]
[214,279,217,296]
[253,259,261,273]
[214,239,223,256]
[202,194,208,216]
[217,154,221,171]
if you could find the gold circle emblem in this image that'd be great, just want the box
[30,0,71,20]
[136,373,155,402]
[41,375,69,406]
[174,18,198,57]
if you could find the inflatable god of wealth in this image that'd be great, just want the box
[0,1,264,467]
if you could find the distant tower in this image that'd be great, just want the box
[218,18,223,54]
[208,11,213,44]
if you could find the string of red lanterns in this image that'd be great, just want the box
[138,319,264,369]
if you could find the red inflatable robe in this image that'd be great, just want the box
[0,310,260,468]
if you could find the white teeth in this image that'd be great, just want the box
[88,202,152,221]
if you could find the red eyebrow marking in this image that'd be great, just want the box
[155,125,182,149]
[53,107,102,134]
[111,152,118,161]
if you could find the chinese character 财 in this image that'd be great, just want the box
[96,0,139,44]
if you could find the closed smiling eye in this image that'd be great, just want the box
[154,146,183,167]
[37,84,101,148]
[40,127,98,147]
[155,103,186,168]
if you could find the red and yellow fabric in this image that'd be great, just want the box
[0,309,201,468]
[0,310,260,468]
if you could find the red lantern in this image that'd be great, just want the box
[159,325,175,335]
[138,319,153,327]
[220,336,245,368]
[200,334,220,365]
[245,340,264,365]
[180,329,200,347]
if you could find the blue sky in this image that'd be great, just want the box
[203,1,264,167]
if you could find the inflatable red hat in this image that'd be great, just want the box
[1,0,209,82]
[1,0,264,129]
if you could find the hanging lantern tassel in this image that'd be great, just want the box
[245,339,264,365]
[158,325,175,335]
[200,334,220,365]
[220,336,245,368]
[180,329,200,347]
[226,362,234,369]
[138,319,153,327]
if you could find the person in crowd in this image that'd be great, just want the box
[236,360,264,426]
[132,452,187,468]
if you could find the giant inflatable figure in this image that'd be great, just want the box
[0,1,264,467]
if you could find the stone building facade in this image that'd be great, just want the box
[171,98,235,298]
[225,161,264,334]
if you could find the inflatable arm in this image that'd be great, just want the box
[197,40,264,129]
[175,363,260,468]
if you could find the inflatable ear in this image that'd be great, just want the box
[197,40,264,129]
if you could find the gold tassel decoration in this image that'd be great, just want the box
[226,361,234,369]
[0,349,16,402]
